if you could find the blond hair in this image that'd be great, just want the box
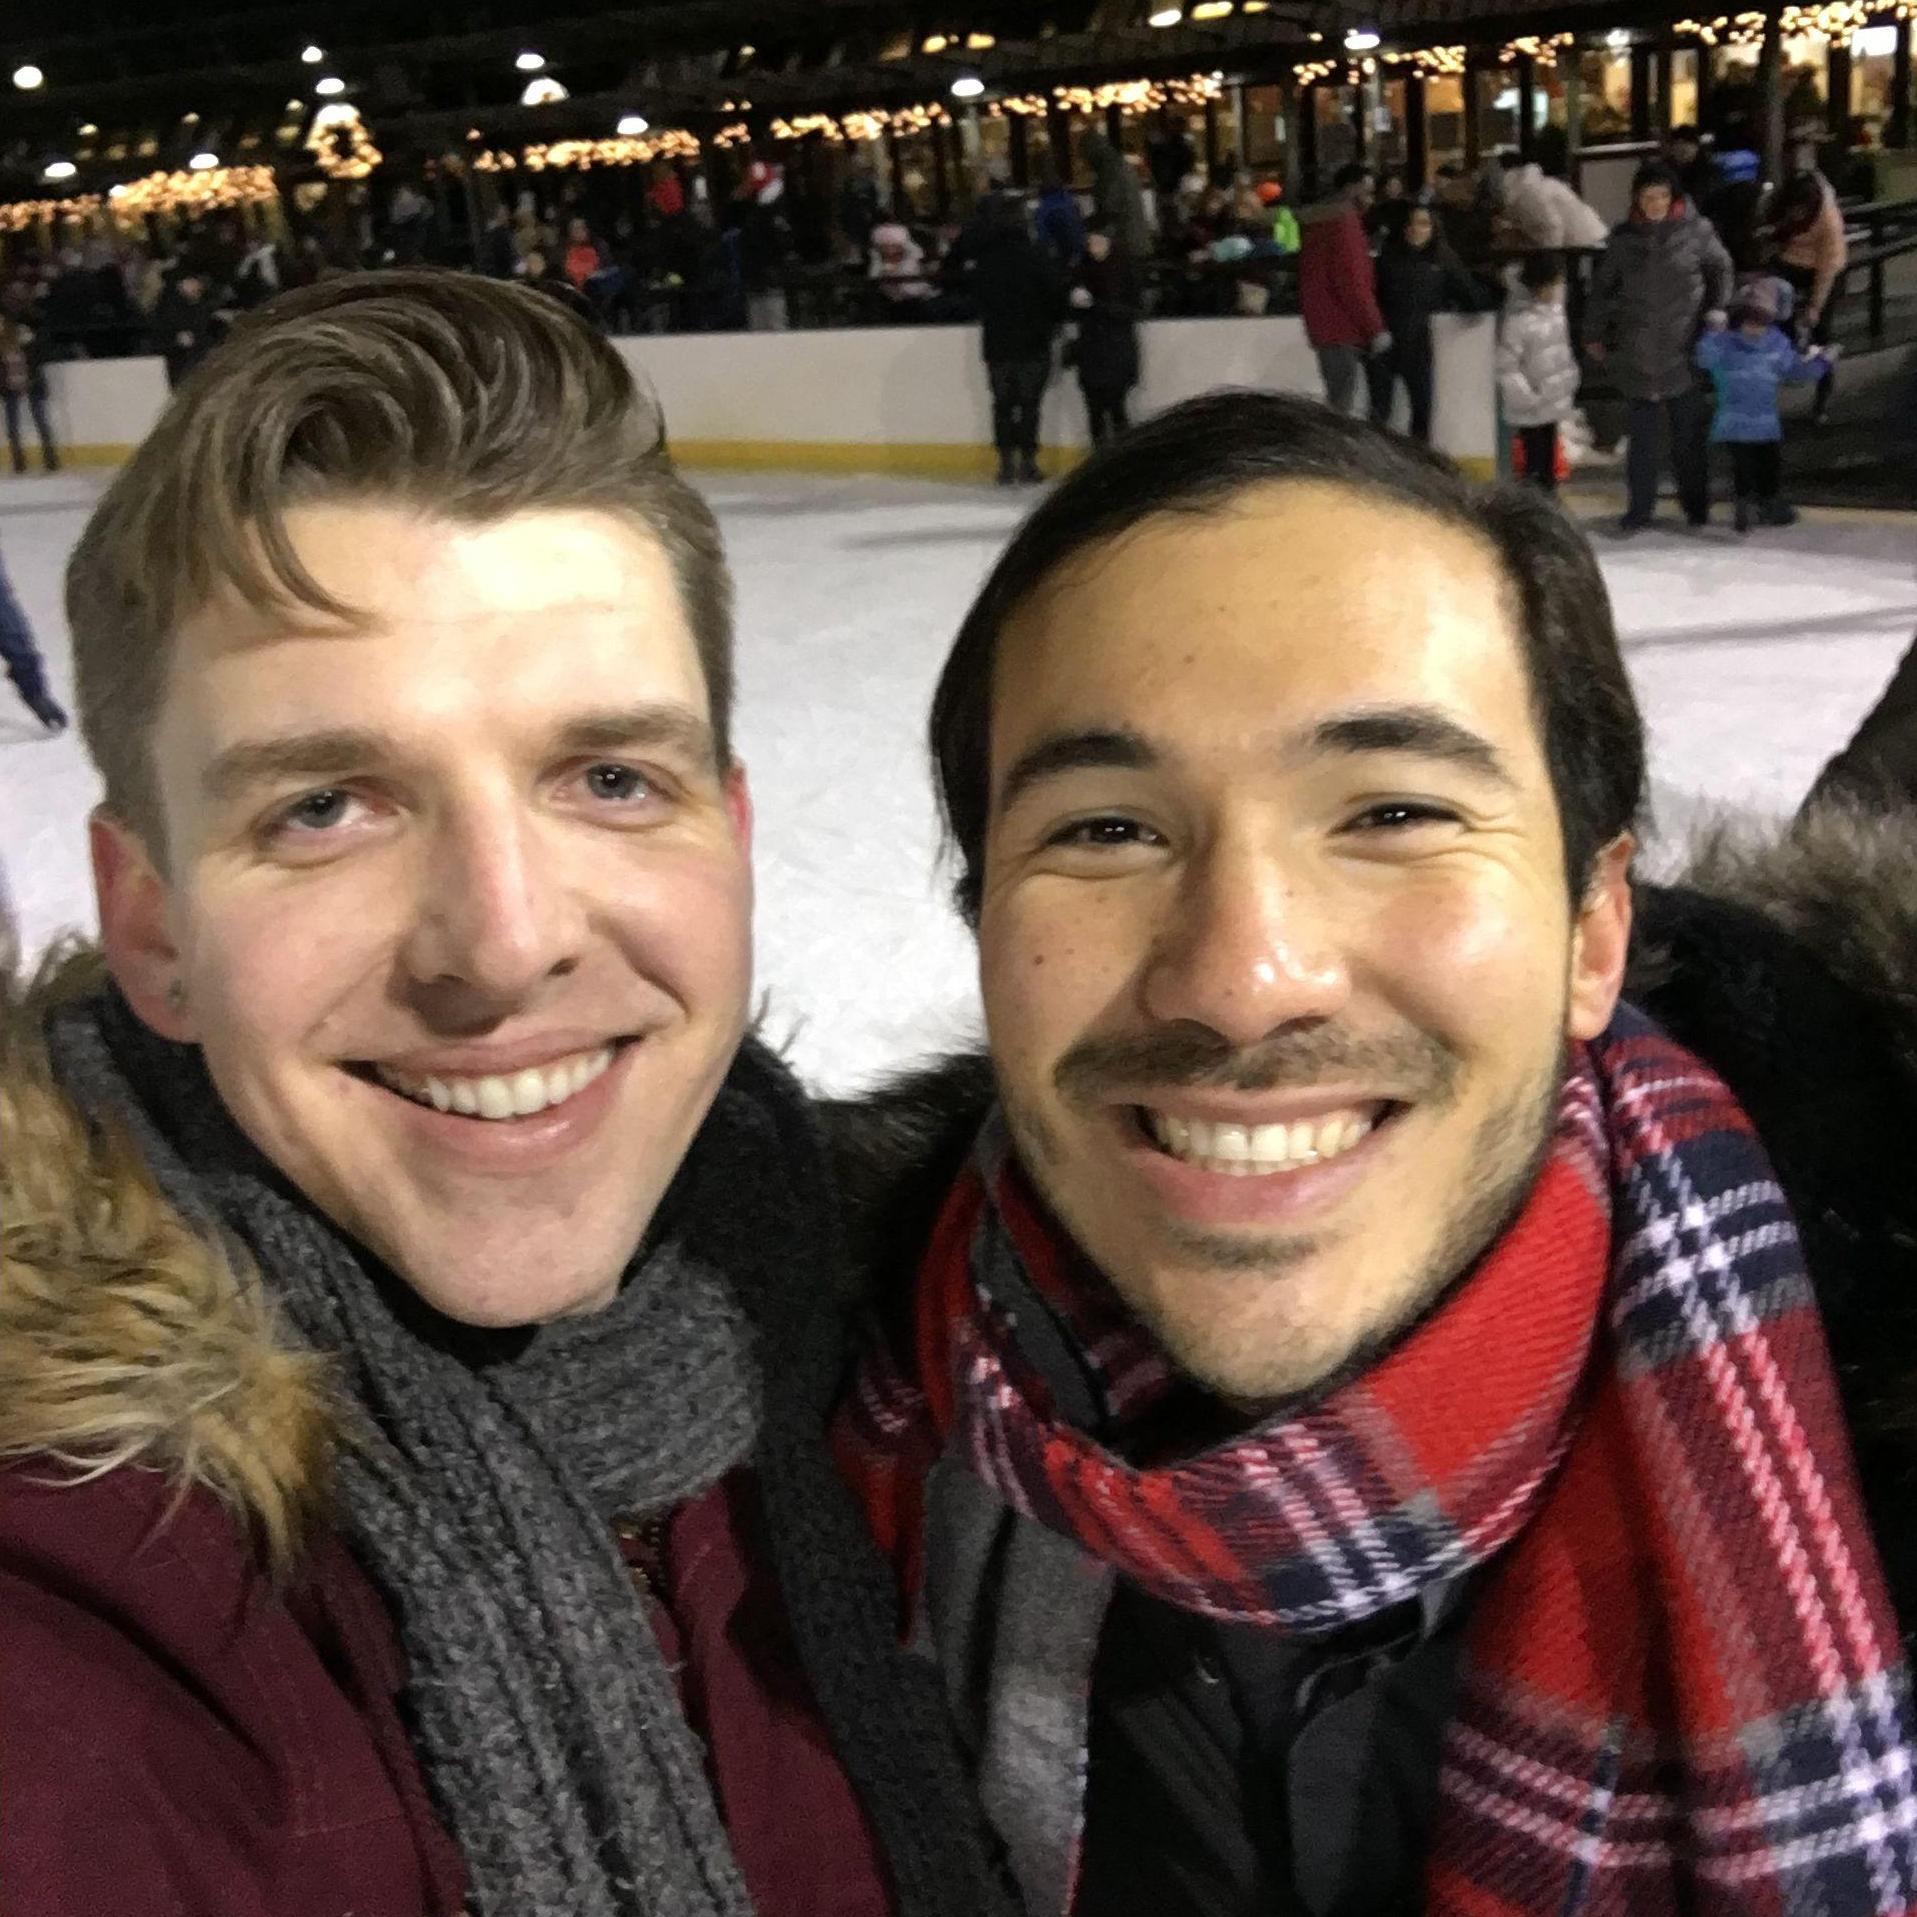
[67,271,733,846]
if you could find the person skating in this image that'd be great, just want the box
[0,537,65,732]
[1067,219,1141,446]
[0,307,58,475]
[1368,202,1486,443]
[1770,164,1848,425]
[1297,164,1388,416]
[1585,160,1732,531]
[948,194,1066,485]
[1694,276,1831,531]
[1497,250,1582,491]
[0,272,1015,1917]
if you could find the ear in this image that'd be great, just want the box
[91,810,197,1042]
[723,761,753,854]
[1566,833,1635,1043]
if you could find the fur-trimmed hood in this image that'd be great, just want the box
[0,944,337,1572]
[824,807,1917,1630]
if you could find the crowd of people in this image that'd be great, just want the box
[0,116,1861,513]
[5,268,1917,1917]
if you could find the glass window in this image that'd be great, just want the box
[1475,65,1522,155]
[1375,78,1410,173]
[1578,48,1634,138]
[1243,83,1286,170]
[1426,74,1467,173]
[1670,49,1700,131]
[1853,24,1899,142]
[1315,84,1360,173]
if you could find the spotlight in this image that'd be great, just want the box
[301,44,324,63]
[189,150,219,170]
[77,122,97,135]
[14,64,45,89]
[921,33,949,52]
[617,112,650,135]
[950,73,986,98]
[520,76,568,105]
[1148,7,1183,25]
[515,50,546,72]
[1344,29,1381,49]
[1192,1,1233,17]
[316,75,346,95]
[43,158,76,180]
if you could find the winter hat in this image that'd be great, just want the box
[1730,277,1779,325]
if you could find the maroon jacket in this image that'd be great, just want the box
[1298,194,1386,350]
[2,1459,893,1915]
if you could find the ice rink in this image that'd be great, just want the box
[3,467,1914,1094]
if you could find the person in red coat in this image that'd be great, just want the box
[1297,163,1389,414]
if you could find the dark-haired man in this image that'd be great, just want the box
[836,392,1917,1916]
[1298,164,1387,417]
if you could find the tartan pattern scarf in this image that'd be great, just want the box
[839,1010,1917,1915]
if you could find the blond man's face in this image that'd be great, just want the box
[96,503,753,1326]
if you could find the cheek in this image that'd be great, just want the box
[980,886,1140,1077]
[1365,869,1570,1054]
[604,843,753,1012]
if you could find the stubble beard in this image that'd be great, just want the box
[1001,1028,1570,1413]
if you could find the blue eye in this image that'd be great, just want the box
[282,789,354,831]
[584,764,654,803]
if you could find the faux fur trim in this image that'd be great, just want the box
[0,943,339,1572]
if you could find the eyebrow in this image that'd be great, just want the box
[201,703,719,806]
[990,703,1515,818]
[1307,705,1517,789]
[995,727,1158,817]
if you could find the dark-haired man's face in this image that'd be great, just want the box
[976,482,1630,1406]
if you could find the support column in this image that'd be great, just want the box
[1891,20,1912,148]
[1632,45,1656,137]
[1827,40,1853,141]
[1463,61,1483,166]
[1564,54,1585,187]
[1654,47,1674,132]
[1048,100,1073,176]
[1517,54,1538,157]
[1406,70,1429,185]
[1759,3,1786,182]
[1008,111,1030,187]
[1300,80,1320,194]
[1204,95,1222,173]
[931,117,951,213]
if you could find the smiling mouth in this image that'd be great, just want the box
[347,1042,630,1122]
[1133,1101,1401,1176]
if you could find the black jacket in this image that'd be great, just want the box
[949,208,1066,365]
[1372,240,1487,354]
[824,811,1917,1914]
[1071,253,1142,393]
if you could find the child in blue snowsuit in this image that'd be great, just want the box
[1694,276,1829,533]
[0,538,65,733]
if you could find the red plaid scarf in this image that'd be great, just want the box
[839,1013,1917,1914]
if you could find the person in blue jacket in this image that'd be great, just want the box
[1694,276,1831,532]
[0,537,66,734]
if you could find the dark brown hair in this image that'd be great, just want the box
[68,270,732,845]
[930,389,1645,924]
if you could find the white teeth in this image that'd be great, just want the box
[1146,1105,1379,1175]
[371,1045,617,1123]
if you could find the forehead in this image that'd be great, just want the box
[167,502,705,736]
[992,481,1535,765]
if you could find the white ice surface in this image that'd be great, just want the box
[3,468,1913,1094]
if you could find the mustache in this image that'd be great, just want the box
[1053,1021,1461,1106]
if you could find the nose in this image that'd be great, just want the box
[399,805,587,1015]
[1138,831,1350,1047]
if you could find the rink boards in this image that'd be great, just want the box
[38,313,1498,482]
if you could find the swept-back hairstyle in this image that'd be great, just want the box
[929,389,1644,923]
[68,270,732,847]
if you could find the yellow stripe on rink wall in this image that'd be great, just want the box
[24,436,1500,486]
[670,438,1495,485]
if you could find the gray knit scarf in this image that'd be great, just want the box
[48,988,1017,1917]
